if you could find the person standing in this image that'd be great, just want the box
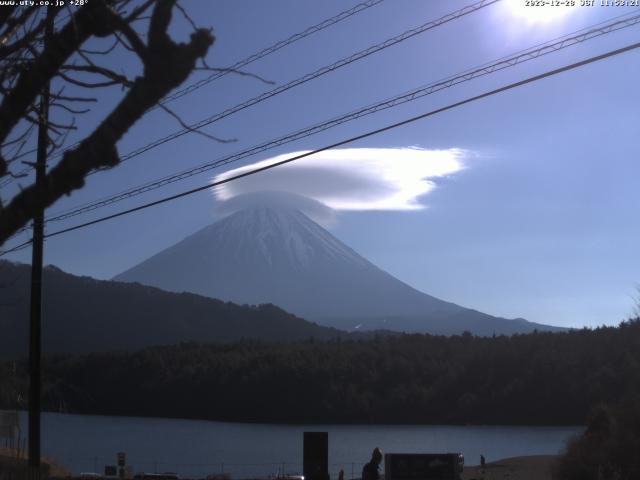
[362,448,383,480]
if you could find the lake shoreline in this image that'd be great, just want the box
[1,450,558,480]
[17,409,585,428]
[463,455,558,480]
[14,412,578,478]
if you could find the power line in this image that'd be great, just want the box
[5,0,498,191]
[2,38,638,255]
[6,0,504,221]
[158,0,388,106]
[0,237,32,255]
[0,0,387,188]
[3,9,638,249]
[0,10,90,188]
[5,9,639,246]
[44,10,640,224]
[107,0,500,166]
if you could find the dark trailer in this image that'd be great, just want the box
[384,453,464,480]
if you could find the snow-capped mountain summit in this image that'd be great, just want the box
[115,204,562,335]
[211,205,368,270]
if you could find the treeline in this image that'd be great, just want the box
[2,320,640,425]
[554,399,640,480]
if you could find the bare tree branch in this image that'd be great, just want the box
[158,103,236,144]
[193,65,275,86]
[61,64,133,87]
[0,1,118,154]
[0,0,214,244]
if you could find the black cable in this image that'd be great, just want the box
[6,0,497,190]
[108,0,500,167]
[26,40,640,246]
[0,0,388,188]
[45,10,640,223]
[158,0,388,106]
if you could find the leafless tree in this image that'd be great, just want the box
[0,0,215,245]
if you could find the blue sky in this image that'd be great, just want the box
[3,0,640,328]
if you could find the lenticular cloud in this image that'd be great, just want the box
[212,147,467,211]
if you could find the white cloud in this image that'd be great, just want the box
[212,147,467,211]
[215,191,337,227]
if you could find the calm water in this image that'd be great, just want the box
[18,412,582,478]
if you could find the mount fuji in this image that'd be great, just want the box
[115,203,561,335]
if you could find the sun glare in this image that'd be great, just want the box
[504,0,578,24]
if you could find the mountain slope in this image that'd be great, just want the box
[0,260,346,357]
[115,206,562,335]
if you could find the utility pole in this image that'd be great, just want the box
[29,9,53,479]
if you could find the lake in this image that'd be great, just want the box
[18,412,582,478]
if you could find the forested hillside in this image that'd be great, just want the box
[2,320,639,425]
[0,261,346,356]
